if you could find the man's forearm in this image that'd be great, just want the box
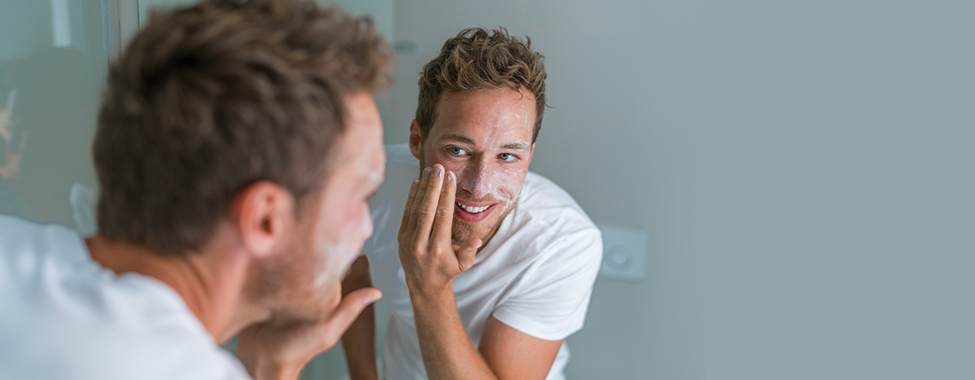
[341,304,377,380]
[341,256,379,380]
[411,288,498,380]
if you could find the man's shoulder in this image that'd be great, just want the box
[0,216,251,379]
[0,214,87,281]
[501,172,602,259]
[362,145,418,256]
[385,143,417,165]
[374,144,419,208]
[0,316,249,379]
[516,172,599,236]
[0,214,75,244]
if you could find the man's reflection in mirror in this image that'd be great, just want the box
[0,48,101,226]
[0,89,24,180]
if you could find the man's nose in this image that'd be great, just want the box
[459,157,492,199]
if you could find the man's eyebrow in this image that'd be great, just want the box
[439,134,476,145]
[441,134,530,151]
[500,142,530,151]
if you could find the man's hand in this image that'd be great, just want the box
[397,164,482,296]
[235,287,382,380]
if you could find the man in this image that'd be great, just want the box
[342,28,602,380]
[0,1,392,379]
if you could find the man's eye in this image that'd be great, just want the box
[498,153,517,161]
[448,147,466,156]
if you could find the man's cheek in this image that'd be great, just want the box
[437,158,464,172]
[496,170,526,194]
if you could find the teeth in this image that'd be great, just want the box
[456,202,489,214]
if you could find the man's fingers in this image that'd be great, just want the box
[456,238,482,272]
[412,164,445,243]
[317,287,383,348]
[399,178,420,236]
[406,167,433,237]
[430,170,456,246]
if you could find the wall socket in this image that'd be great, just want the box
[597,225,647,282]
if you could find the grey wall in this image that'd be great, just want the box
[375,0,974,379]
[695,1,974,379]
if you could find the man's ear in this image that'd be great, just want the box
[409,119,422,160]
[230,181,295,259]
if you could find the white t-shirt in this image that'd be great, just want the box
[0,215,252,380]
[364,145,603,380]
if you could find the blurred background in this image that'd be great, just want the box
[1,0,972,379]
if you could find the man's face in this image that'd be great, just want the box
[269,92,385,321]
[412,88,536,246]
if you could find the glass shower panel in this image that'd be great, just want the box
[0,0,108,234]
[138,0,196,25]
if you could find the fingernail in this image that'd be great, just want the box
[446,171,454,183]
[412,179,419,188]
[422,167,431,180]
[433,164,443,177]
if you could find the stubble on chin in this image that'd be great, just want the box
[449,196,519,248]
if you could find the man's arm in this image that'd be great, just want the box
[341,255,379,380]
[399,164,562,380]
[411,290,563,380]
[480,317,564,379]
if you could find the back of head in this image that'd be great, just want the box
[416,27,547,143]
[93,0,393,255]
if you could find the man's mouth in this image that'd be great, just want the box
[454,201,496,223]
[456,202,490,214]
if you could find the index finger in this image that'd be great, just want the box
[398,178,420,236]
[412,164,445,242]
[406,167,434,238]
[430,170,456,246]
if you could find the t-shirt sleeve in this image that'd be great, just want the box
[490,226,603,341]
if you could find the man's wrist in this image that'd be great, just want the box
[239,351,303,380]
[252,362,303,380]
[407,283,455,308]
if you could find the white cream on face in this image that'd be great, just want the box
[314,205,372,291]
[444,89,533,200]
[421,88,536,244]
[312,93,384,292]
[314,152,382,292]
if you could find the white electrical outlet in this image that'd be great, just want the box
[597,225,647,282]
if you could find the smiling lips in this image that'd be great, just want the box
[454,201,496,223]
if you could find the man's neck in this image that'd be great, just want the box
[85,233,249,343]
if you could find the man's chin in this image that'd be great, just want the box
[279,295,339,324]
[450,222,493,247]
[451,225,481,244]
